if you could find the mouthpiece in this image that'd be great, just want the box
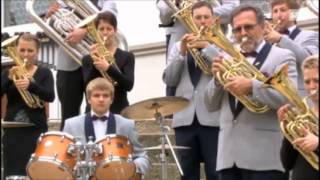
[310,90,318,96]
[241,36,248,43]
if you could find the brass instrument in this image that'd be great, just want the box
[1,35,45,109]
[264,64,319,170]
[163,0,211,75]
[26,0,128,65]
[200,22,270,113]
[76,14,120,86]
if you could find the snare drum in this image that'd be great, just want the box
[27,131,76,180]
[95,134,136,180]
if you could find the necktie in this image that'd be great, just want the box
[242,51,258,58]
[91,115,108,121]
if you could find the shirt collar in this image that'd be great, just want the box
[287,25,297,34]
[91,111,110,118]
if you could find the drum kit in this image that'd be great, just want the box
[1,96,190,180]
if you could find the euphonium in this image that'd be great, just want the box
[76,14,120,86]
[26,0,128,65]
[1,35,45,109]
[200,21,270,113]
[264,64,319,170]
[163,0,211,75]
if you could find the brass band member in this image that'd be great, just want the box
[1,33,55,178]
[82,12,135,114]
[278,55,319,180]
[264,0,319,96]
[205,4,298,180]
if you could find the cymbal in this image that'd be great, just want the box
[1,121,35,128]
[144,144,190,151]
[121,96,190,119]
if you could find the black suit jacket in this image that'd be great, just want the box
[280,139,319,180]
[82,48,135,114]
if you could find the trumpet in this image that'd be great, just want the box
[76,14,120,86]
[1,36,45,108]
[264,64,319,170]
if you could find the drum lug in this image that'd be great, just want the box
[54,153,58,159]
[107,136,111,144]
[128,154,133,161]
[108,152,113,160]
[38,133,44,143]
[67,144,75,156]
[97,143,103,155]
[60,135,65,142]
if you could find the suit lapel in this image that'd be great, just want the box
[187,51,202,87]
[229,43,272,119]
[85,113,96,142]
[289,27,301,40]
[106,113,116,134]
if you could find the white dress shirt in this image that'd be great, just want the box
[91,111,110,140]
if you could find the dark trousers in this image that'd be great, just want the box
[219,165,287,180]
[56,68,84,130]
[175,116,219,180]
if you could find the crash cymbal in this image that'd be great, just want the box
[1,121,35,128]
[121,96,190,119]
[144,144,190,151]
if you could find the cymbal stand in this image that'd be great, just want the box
[153,104,184,180]
[69,137,86,180]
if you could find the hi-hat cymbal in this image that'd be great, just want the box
[121,96,190,119]
[144,144,190,151]
[1,121,35,128]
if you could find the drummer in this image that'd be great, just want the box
[63,77,150,178]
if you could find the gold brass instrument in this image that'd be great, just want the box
[75,14,120,86]
[264,64,319,170]
[1,35,45,109]
[26,0,128,65]
[163,0,212,75]
[200,21,270,113]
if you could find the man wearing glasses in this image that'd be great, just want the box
[204,4,298,180]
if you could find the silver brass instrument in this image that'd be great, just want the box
[26,0,128,66]
[1,35,45,109]
[76,14,120,86]
[264,64,319,170]
[163,0,212,75]
[201,22,270,113]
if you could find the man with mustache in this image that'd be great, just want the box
[205,4,298,180]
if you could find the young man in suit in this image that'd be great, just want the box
[264,0,319,96]
[277,54,319,180]
[163,1,222,179]
[63,78,150,178]
[204,4,298,180]
[156,0,239,96]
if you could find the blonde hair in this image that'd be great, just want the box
[86,78,114,99]
[301,54,319,71]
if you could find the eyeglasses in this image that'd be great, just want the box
[232,24,258,34]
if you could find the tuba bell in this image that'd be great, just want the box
[201,21,270,113]
[1,35,45,109]
[163,0,212,75]
[264,64,319,170]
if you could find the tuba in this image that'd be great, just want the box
[75,14,120,86]
[163,0,212,75]
[200,22,270,113]
[264,64,319,170]
[1,35,45,109]
[26,0,128,65]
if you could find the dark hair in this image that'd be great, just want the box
[95,11,117,30]
[192,1,214,16]
[16,33,40,49]
[271,0,300,9]
[230,4,265,26]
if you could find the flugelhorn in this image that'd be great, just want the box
[264,64,319,170]
[1,35,45,108]
[75,14,120,86]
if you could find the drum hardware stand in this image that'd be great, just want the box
[69,136,100,180]
[152,103,184,180]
